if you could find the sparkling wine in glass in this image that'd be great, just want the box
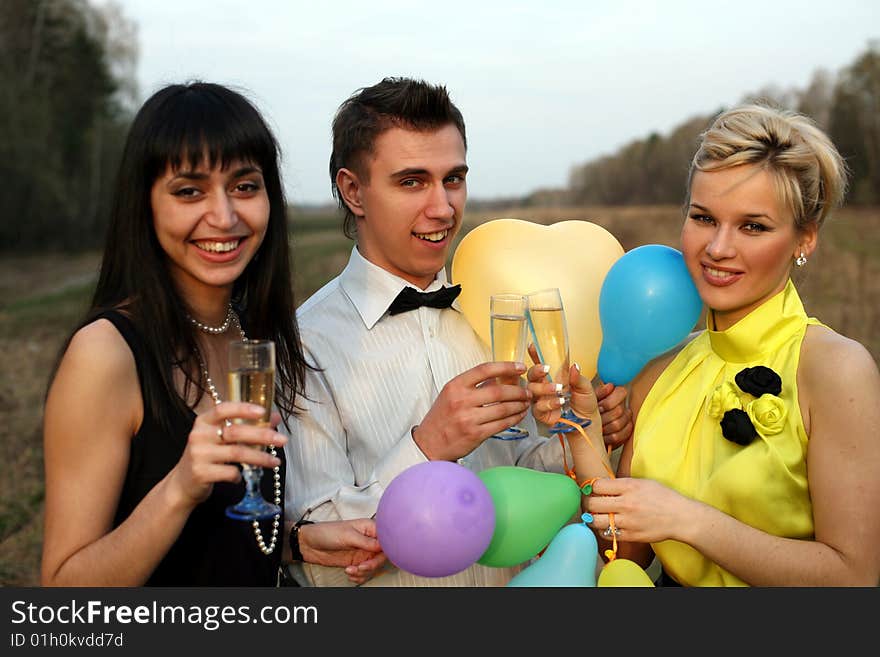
[525,288,591,434]
[490,293,530,440]
[225,339,281,521]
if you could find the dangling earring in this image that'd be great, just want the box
[795,252,807,267]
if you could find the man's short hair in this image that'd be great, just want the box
[329,77,467,238]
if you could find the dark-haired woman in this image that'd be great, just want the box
[41,82,384,586]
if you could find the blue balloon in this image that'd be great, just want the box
[597,244,703,385]
[507,523,598,587]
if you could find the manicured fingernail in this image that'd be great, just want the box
[515,362,526,372]
[554,383,563,393]
[574,362,581,372]
[542,364,550,374]
[581,512,593,524]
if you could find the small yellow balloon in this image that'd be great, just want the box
[597,558,656,587]
[450,218,624,380]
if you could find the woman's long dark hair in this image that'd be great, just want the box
[60,81,306,432]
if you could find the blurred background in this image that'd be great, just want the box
[1,0,877,585]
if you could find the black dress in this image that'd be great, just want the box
[100,310,283,586]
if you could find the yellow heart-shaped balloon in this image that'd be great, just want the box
[450,218,624,380]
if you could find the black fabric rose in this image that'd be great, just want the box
[720,408,758,446]
[735,366,782,397]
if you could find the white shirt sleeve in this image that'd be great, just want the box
[284,357,430,525]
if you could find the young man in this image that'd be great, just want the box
[285,77,631,586]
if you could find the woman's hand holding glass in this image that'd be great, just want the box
[171,402,285,508]
[525,358,597,428]
[225,339,282,520]
[526,360,614,477]
[524,287,591,434]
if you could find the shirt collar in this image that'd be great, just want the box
[339,246,459,330]
[707,279,807,363]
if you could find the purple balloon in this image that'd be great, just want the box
[376,461,496,578]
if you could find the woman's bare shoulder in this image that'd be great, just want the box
[800,324,880,393]
[66,318,135,371]
[50,318,140,405]
[46,317,143,443]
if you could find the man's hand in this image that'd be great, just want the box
[413,361,531,461]
[298,519,387,585]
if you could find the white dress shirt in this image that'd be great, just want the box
[284,246,569,587]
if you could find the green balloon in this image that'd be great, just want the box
[477,466,582,568]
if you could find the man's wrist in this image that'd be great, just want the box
[289,519,315,562]
[411,424,437,459]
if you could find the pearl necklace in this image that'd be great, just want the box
[187,303,235,334]
[195,308,280,556]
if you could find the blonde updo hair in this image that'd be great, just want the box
[687,104,848,232]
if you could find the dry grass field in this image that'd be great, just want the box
[1,204,877,586]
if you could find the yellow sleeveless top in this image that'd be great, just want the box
[631,280,823,586]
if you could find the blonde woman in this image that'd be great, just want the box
[529,104,880,586]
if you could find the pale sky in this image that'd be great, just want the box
[112,0,879,205]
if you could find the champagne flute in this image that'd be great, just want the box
[489,293,530,440]
[525,288,591,434]
[225,339,281,521]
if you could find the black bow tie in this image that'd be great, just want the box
[387,284,462,316]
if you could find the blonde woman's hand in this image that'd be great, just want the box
[525,359,597,428]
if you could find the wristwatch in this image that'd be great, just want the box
[289,520,315,562]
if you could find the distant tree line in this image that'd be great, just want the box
[0,0,138,254]
[2,4,875,254]
[547,41,880,208]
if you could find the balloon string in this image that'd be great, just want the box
[557,434,577,482]
[556,417,618,561]
[607,517,619,561]
[556,417,615,478]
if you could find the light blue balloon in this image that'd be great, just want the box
[507,523,598,587]
[597,244,703,385]
[597,342,650,390]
